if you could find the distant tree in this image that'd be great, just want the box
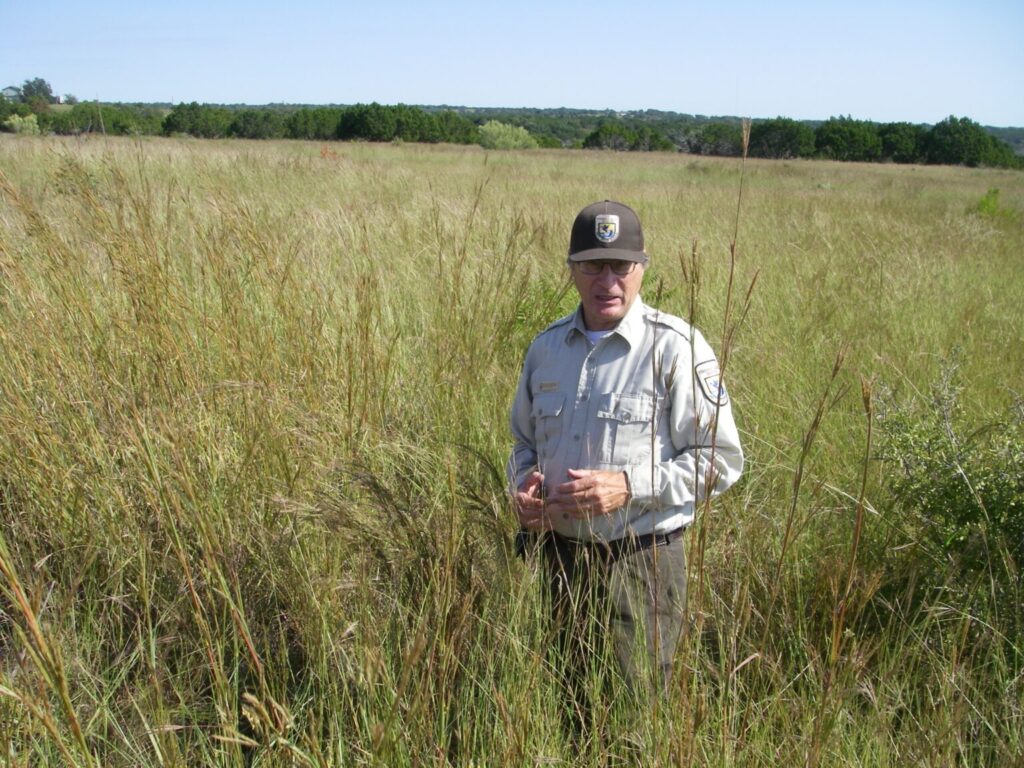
[814,116,882,162]
[63,94,79,105]
[689,122,743,156]
[478,120,538,150]
[45,102,163,136]
[978,137,1020,169]
[228,109,286,139]
[748,117,815,159]
[926,115,1003,167]
[582,121,674,152]
[21,77,56,104]
[393,104,440,142]
[631,126,675,151]
[337,103,398,141]
[434,110,478,144]
[163,102,232,138]
[0,97,31,127]
[285,107,343,140]
[583,122,634,151]
[878,122,928,164]
[534,134,563,149]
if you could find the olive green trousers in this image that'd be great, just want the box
[541,530,688,733]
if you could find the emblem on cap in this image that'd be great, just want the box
[595,214,620,243]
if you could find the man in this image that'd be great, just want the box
[508,200,743,729]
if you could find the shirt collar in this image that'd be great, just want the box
[565,297,647,349]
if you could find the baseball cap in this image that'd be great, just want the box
[567,200,648,264]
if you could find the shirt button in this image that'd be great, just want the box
[573,434,580,441]
[580,394,588,402]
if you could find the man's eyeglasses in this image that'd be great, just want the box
[574,259,638,276]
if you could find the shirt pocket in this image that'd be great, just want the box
[596,392,655,465]
[532,392,566,463]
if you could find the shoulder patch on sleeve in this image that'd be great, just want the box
[695,359,729,406]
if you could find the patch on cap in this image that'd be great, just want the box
[695,360,729,406]
[595,214,620,243]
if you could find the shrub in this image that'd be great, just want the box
[877,354,1024,580]
[969,188,1020,226]
[477,120,538,150]
[3,113,40,135]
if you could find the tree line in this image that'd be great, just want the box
[693,115,1021,168]
[2,77,1020,169]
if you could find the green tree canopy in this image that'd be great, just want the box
[285,108,344,141]
[21,77,56,104]
[0,98,31,128]
[878,122,928,164]
[163,103,232,138]
[45,103,163,136]
[814,116,882,161]
[583,122,674,152]
[925,115,1018,168]
[749,117,815,159]
[337,103,399,141]
[583,122,634,151]
[434,110,478,144]
[228,109,287,139]
[689,122,743,156]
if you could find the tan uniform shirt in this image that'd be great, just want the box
[508,299,743,542]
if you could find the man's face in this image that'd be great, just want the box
[571,259,646,331]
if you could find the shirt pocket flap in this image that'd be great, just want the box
[532,392,565,419]
[597,393,654,423]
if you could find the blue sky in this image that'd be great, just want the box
[3,0,1022,126]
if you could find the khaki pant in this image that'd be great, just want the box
[541,531,688,734]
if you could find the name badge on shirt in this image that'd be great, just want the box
[538,382,559,392]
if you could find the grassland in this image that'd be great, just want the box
[1,134,1022,766]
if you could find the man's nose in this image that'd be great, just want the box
[595,266,619,284]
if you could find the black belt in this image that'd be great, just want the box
[549,527,684,562]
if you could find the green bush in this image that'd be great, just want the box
[477,120,538,150]
[877,355,1024,578]
[3,113,40,135]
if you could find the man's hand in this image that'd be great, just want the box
[545,469,631,519]
[514,471,551,531]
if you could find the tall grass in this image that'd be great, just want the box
[1,134,1022,766]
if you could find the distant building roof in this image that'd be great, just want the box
[2,86,21,100]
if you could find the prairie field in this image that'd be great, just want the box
[1,134,1023,766]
